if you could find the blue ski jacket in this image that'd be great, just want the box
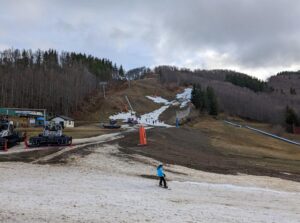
[157,165,164,177]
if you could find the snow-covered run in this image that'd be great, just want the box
[109,88,192,127]
[176,88,192,108]
[176,88,192,101]
[146,96,170,105]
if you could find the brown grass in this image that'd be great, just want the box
[191,117,300,172]
[75,78,184,122]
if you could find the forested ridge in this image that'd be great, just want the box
[225,73,269,92]
[0,49,124,115]
[155,66,300,125]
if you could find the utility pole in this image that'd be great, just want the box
[99,82,108,99]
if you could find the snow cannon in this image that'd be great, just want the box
[29,122,72,147]
[0,120,24,150]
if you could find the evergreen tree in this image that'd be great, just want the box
[191,84,203,110]
[225,73,268,92]
[199,89,206,112]
[206,86,218,116]
[191,84,199,108]
[119,65,125,77]
[285,106,299,126]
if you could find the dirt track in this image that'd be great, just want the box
[119,127,300,182]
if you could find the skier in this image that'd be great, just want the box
[157,164,168,188]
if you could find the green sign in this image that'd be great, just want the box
[0,108,16,116]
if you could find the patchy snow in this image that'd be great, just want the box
[146,88,192,108]
[108,87,192,127]
[109,106,171,127]
[176,88,192,108]
[109,111,136,121]
[146,96,170,105]
[176,88,192,101]
[109,103,172,127]
[0,142,299,223]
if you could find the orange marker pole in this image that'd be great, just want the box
[143,126,147,145]
[139,125,147,146]
[139,126,143,145]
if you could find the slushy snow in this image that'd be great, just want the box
[1,142,299,223]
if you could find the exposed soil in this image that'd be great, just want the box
[73,78,180,121]
[119,127,300,182]
[0,147,62,162]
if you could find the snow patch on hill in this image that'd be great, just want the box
[109,111,136,121]
[109,88,192,127]
[110,106,171,127]
[146,96,170,105]
[176,88,192,108]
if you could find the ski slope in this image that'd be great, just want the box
[0,143,299,223]
[109,88,192,127]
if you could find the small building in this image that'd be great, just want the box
[0,108,46,127]
[51,115,75,128]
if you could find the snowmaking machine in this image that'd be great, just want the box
[29,122,72,147]
[0,120,24,150]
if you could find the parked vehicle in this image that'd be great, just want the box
[29,122,72,147]
[102,119,121,129]
[0,120,24,150]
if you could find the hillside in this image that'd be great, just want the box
[0,48,122,115]
[2,47,299,129]
[73,78,183,122]
[156,66,300,125]
[268,71,300,96]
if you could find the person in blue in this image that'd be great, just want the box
[157,164,168,188]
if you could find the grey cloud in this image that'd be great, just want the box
[0,0,300,78]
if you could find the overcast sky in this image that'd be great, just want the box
[1,0,300,79]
